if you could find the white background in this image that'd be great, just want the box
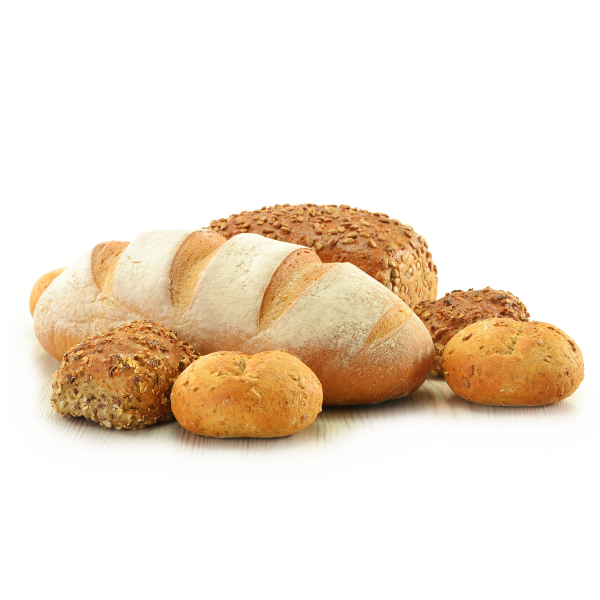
[1,2,599,599]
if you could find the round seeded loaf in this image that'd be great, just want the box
[414,287,530,376]
[209,203,437,308]
[442,318,584,406]
[172,350,323,438]
[50,320,199,429]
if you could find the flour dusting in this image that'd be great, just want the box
[34,230,434,400]
[180,234,301,350]
[112,230,191,324]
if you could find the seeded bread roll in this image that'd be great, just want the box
[172,350,323,438]
[414,287,530,377]
[209,204,437,308]
[33,230,434,406]
[442,318,584,406]
[50,321,199,429]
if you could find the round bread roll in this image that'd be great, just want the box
[209,203,437,308]
[30,267,66,316]
[51,320,199,429]
[172,350,323,438]
[442,318,584,406]
[414,287,530,377]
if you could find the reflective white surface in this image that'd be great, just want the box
[3,183,597,600]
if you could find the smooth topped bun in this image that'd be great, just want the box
[171,350,323,438]
[442,318,584,406]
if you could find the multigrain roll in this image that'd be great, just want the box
[442,318,584,406]
[172,350,323,438]
[209,204,437,308]
[414,287,530,376]
[50,321,199,429]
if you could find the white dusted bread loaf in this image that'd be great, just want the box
[33,230,434,405]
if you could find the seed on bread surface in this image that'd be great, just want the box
[50,320,199,430]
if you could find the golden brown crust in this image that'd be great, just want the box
[169,229,225,314]
[209,204,437,308]
[171,350,323,437]
[29,267,66,316]
[414,287,530,376]
[91,241,129,293]
[442,318,584,406]
[365,303,413,347]
[50,320,199,429]
[259,247,329,330]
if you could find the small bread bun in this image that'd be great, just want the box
[442,318,584,406]
[30,267,66,316]
[414,287,530,376]
[51,320,198,429]
[172,350,323,438]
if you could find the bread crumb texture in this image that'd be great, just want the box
[442,318,584,406]
[414,287,530,377]
[209,203,437,308]
[50,321,199,429]
[171,350,323,438]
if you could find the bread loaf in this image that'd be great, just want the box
[33,230,434,405]
[209,204,437,308]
